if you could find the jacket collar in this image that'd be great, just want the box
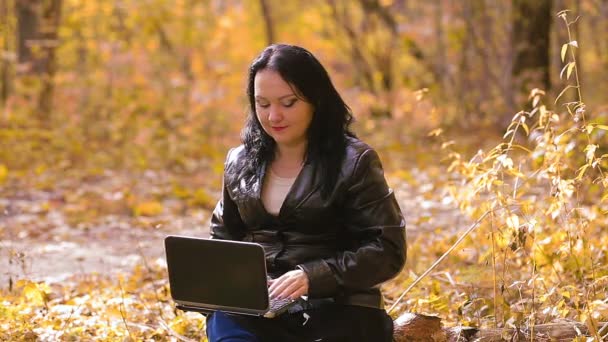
[253,158,323,219]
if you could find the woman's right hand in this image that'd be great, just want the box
[268,269,309,300]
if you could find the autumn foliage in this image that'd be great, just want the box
[1,1,608,341]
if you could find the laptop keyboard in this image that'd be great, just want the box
[269,297,295,312]
[262,297,299,318]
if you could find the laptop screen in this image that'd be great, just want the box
[165,236,269,311]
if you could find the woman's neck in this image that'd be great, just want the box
[275,142,307,165]
[272,142,307,177]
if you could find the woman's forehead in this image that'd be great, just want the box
[254,69,296,98]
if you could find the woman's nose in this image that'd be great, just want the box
[268,106,283,122]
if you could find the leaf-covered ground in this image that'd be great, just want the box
[0,152,464,341]
[2,135,607,340]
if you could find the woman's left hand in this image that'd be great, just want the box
[268,269,309,300]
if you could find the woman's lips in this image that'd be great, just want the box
[272,126,287,132]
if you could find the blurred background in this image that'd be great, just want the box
[2,0,607,176]
[1,1,608,340]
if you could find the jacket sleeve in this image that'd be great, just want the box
[209,149,247,241]
[298,148,407,298]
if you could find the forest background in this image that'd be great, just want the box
[1,0,608,340]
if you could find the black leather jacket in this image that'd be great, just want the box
[210,136,406,309]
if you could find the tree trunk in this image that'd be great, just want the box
[512,0,552,97]
[458,1,482,129]
[36,0,62,124]
[16,0,40,73]
[1,0,12,111]
[603,0,608,71]
[434,0,449,94]
[503,1,516,124]
[259,0,275,46]
[16,0,62,124]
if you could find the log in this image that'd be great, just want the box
[393,313,607,342]
[393,313,447,342]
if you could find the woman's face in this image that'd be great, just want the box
[254,69,314,149]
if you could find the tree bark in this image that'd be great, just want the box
[259,0,275,46]
[434,0,449,94]
[16,0,62,124]
[512,0,552,95]
[1,0,12,110]
[603,0,608,70]
[36,0,62,123]
[16,0,40,73]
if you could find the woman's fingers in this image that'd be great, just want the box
[268,270,309,299]
[269,276,293,298]
[275,281,305,300]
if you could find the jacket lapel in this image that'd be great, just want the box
[278,160,323,218]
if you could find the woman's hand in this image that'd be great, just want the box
[268,269,309,300]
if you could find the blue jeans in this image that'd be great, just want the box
[207,312,259,342]
[206,304,393,342]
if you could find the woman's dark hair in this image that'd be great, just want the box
[241,44,355,197]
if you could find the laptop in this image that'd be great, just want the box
[164,235,297,318]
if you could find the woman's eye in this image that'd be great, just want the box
[282,99,297,107]
[257,102,270,108]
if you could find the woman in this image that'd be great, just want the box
[207,44,406,342]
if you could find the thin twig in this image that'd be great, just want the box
[118,277,135,341]
[388,207,499,314]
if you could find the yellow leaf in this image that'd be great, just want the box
[532,95,541,108]
[506,214,520,229]
[0,164,7,184]
[497,154,513,169]
[133,201,163,216]
[23,282,48,306]
[585,144,598,162]
[566,62,575,80]
[559,63,569,80]
[593,124,608,131]
[575,164,589,181]
[428,128,443,137]
[560,43,568,62]
[521,122,529,136]
[539,105,547,119]
[441,140,455,149]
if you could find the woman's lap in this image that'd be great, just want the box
[205,311,259,342]
[206,304,393,342]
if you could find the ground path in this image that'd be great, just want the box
[0,166,464,288]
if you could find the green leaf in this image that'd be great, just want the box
[561,43,568,62]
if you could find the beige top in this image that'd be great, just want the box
[261,168,297,216]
